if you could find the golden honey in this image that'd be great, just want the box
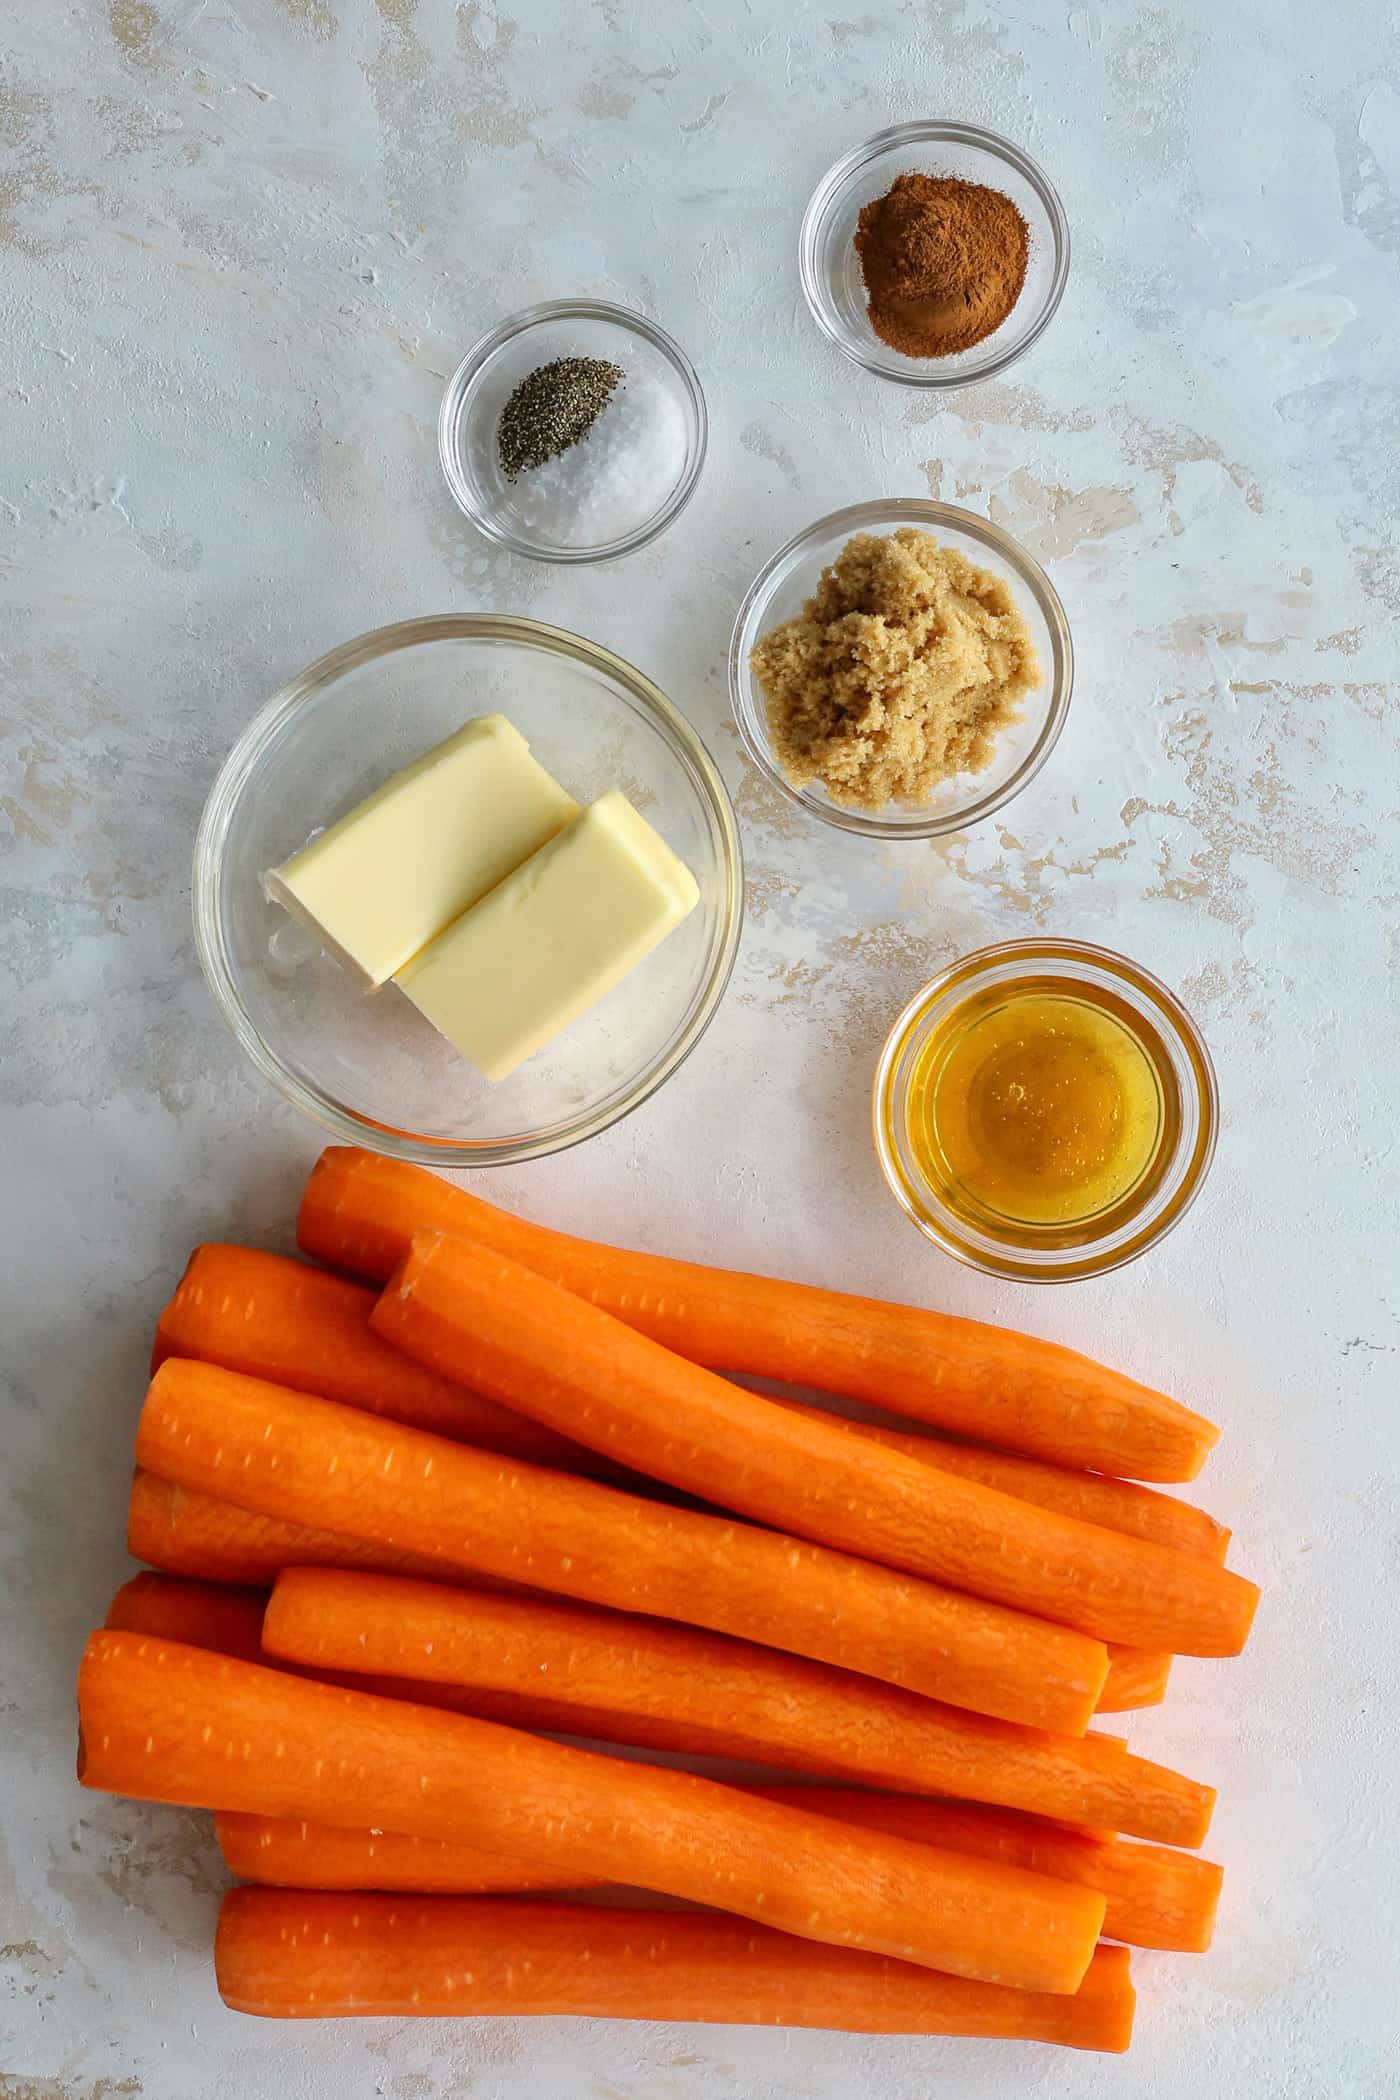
[898,982,1173,1234]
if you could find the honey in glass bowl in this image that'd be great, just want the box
[873,941,1217,1282]
[902,982,1175,1235]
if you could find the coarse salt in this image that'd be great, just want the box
[509,370,687,548]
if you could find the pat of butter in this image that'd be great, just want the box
[395,789,700,1082]
[266,716,578,986]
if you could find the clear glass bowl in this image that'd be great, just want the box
[873,940,1218,1282]
[439,299,707,563]
[193,616,743,1166]
[800,121,1070,387]
[730,499,1072,839]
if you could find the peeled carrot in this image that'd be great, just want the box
[214,1891,1135,2046]
[1098,1646,1173,1712]
[771,1401,1231,1563]
[103,1571,618,1739]
[301,1144,1216,1481]
[742,1789,1223,1955]
[109,1576,1215,1949]
[760,1381,1224,1724]
[107,1570,268,1662]
[152,1244,614,1478]
[373,1233,1258,1658]
[127,1469,487,1588]
[216,1811,597,1897]
[133,1373,1202,1714]
[108,1573,1149,1836]
[77,1632,1106,1992]
[135,1360,1111,1733]
[1090,1837,1225,1955]
[218,1806,1216,1955]
[102,1567,777,1751]
[259,1566,1213,1845]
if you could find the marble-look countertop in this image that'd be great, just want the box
[4,2,1398,2094]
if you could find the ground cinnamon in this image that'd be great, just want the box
[854,172,1029,358]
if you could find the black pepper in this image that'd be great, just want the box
[497,356,623,481]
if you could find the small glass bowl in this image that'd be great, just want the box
[800,121,1070,387]
[439,299,707,563]
[873,940,1218,1283]
[730,499,1072,839]
[193,616,743,1166]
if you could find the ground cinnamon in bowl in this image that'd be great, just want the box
[855,172,1029,358]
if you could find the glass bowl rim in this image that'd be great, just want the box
[728,497,1074,839]
[192,612,744,1167]
[871,936,1219,1282]
[798,118,1071,390]
[437,297,709,564]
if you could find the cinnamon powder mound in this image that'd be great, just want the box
[855,172,1029,358]
[749,529,1039,812]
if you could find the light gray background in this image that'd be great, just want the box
[4,2,1398,2094]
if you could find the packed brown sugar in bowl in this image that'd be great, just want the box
[855,172,1029,358]
[749,528,1039,811]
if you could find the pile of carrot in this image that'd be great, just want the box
[76,1144,1256,2054]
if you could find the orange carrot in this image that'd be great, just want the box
[1098,1646,1173,1712]
[102,1567,787,1751]
[102,1571,623,1739]
[152,1244,619,1478]
[107,1570,268,1662]
[301,1144,1216,1481]
[126,1455,1196,1724]
[373,1233,1258,1658]
[218,1789,1219,1952]
[127,1469,491,1588]
[259,1566,1213,1846]
[1090,1837,1225,1955]
[135,1359,1111,1734]
[112,1573,1204,1848]
[77,1631,1105,1992]
[216,1811,598,1897]
[213,1890,1135,2045]
[216,1789,1217,1948]
[108,1577,1214,1948]
[771,1401,1231,1563]
[742,1789,1222,1955]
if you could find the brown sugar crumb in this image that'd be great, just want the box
[749,528,1039,812]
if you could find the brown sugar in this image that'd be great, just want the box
[749,529,1039,812]
[855,172,1029,358]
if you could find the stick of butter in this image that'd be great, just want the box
[394,789,700,1082]
[265,716,578,987]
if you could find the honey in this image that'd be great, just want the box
[900,982,1172,1234]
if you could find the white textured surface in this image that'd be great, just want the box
[3,2,1398,2094]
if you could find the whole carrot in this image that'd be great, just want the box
[744,1789,1222,1956]
[107,1570,268,1662]
[1098,1647,1173,1712]
[217,1811,598,1897]
[103,1571,628,1739]
[127,1434,1189,1718]
[111,1573,1194,1835]
[77,1631,1106,1993]
[258,1566,1213,1846]
[153,1243,614,1478]
[300,1144,1216,1481]
[214,1891,1135,2046]
[108,1574,1217,1947]
[127,1469,489,1589]
[768,1401,1231,1562]
[216,1807,1218,1954]
[372,1233,1258,1658]
[135,1358,1111,1733]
